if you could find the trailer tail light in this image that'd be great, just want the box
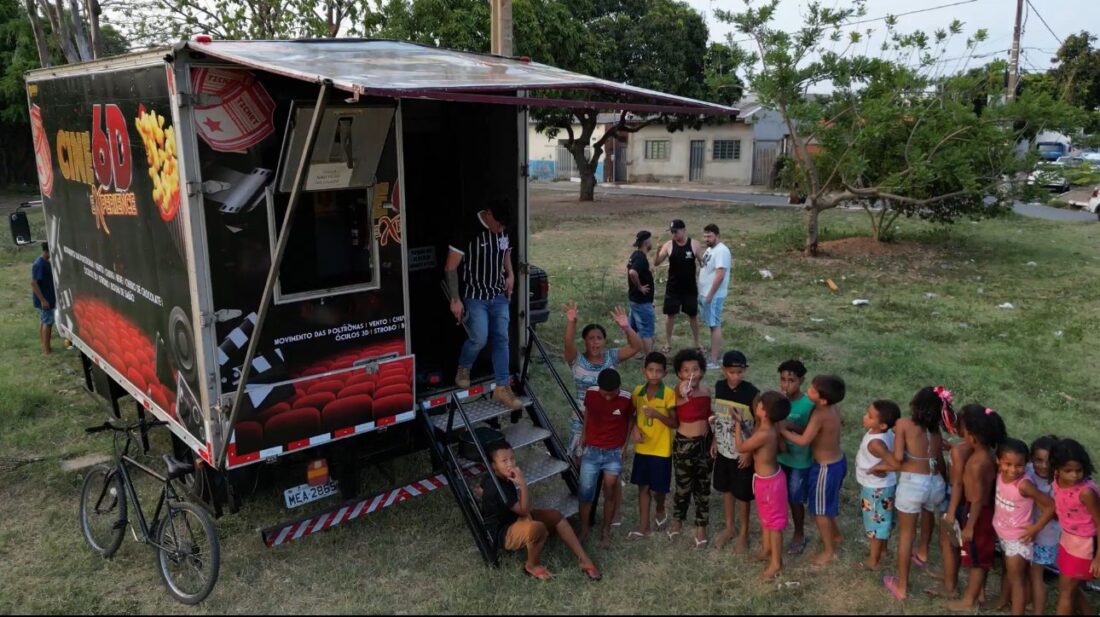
[538,278,549,299]
[307,458,329,487]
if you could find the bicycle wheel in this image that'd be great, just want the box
[156,501,220,604]
[78,464,126,557]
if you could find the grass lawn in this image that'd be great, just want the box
[1,189,1098,614]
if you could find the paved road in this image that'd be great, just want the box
[533,183,1098,222]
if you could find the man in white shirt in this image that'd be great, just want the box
[697,224,731,369]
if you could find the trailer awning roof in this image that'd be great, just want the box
[184,39,737,116]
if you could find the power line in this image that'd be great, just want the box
[726,0,984,46]
[1025,0,1063,46]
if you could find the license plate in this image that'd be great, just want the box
[283,480,339,509]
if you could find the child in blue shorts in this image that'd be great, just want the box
[627,352,677,539]
[780,374,847,567]
[858,400,901,569]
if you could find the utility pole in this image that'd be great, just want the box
[490,0,513,56]
[1007,0,1024,102]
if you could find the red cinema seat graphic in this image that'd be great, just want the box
[293,392,336,411]
[374,383,411,400]
[373,393,413,420]
[263,408,320,448]
[321,395,373,432]
[337,382,375,399]
[234,421,264,454]
[254,402,291,424]
[306,379,344,396]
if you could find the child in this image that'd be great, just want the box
[578,368,635,548]
[992,438,1056,616]
[945,404,1006,612]
[710,350,760,553]
[735,391,792,579]
[668,349,713,548]
[628,352,678,539]
[777,359,813,555]
[882,386,950,601]
[933,391,970,600]
[1050,438,1100,616]
[1026,435,1060,615]
[859,400,901,570]
[481,441,601,581]
[779,374,846,567]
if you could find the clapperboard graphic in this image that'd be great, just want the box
[217,312,295,419]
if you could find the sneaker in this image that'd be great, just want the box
[454,367,471,390]
[492,387,525,411]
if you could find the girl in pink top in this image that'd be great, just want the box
[1050,438,1100,616]
[991,439,1054,615]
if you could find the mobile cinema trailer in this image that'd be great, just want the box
[24,39,736,564]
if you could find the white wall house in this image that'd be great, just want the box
[527,120,610,181]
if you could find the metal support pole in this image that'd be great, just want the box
[1007,0,1024,102]
[216,82,330,469]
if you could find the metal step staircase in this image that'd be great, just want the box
[417,326,583,566]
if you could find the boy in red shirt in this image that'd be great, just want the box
[579,368,635,547]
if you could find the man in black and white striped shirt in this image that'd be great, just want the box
[444,202,523,410]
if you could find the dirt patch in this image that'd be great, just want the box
[817,236,935,258]
[59,453,111,472]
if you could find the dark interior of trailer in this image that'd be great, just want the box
[401,100,521,394]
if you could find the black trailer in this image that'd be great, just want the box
[23,39,735,563]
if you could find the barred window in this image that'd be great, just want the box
[713,140,741,161]
[644,140,670,160]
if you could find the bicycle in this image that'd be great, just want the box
[78,417,220,604]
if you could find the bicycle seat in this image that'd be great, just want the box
[163,455,195,480]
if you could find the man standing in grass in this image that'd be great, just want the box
[627,230,656,355]
[654,219,702,354]
[697,224,731,370]
[31,242,55,355]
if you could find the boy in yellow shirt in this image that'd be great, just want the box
[627,352,679,539]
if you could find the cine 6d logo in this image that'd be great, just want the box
[91,104,132,191]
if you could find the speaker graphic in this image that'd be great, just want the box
[175,370,205,441]
[168,306,197,382]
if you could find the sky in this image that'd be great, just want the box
[686,0,1099,74]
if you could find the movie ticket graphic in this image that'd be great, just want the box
[31,104,54,198]
[191,68,276,152]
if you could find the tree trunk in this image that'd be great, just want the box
[84,0,103,58]
[578,172,596,202]
[68,0,93,60]
[804,200,821,256]
[45,0,81,63]
[24,0,52,67]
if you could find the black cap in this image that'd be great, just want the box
[669,219,686,231]
[597,368,621,392]
[634,230,652,247]
[722,350,748,368]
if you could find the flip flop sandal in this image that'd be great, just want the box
[626,531,648,541]
[911,554,927,568]
[654,515,668,529]
[666,528,681,541]
[694,537,709,550]
[659,345,671,354]
[787,538,808,555]
[580,564,602,582]
[523,565,553,581]
[883,575,906,601]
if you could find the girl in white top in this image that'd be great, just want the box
[858,400,901,570]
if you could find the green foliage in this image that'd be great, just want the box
[1049,31,1100,113]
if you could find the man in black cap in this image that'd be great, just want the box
[654,219,703,353]
[626,230,655,354]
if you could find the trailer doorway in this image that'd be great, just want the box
[401,100,521,394]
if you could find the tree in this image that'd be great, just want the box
[372,0,730,202]
[1049,32,1100,113]
[118,0,373,47]
[719,0,1084,254]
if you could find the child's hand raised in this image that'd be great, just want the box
[562,301,578,323]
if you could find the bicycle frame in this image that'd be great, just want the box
[102,426,184,554]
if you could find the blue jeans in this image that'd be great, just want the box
[628,301,655,339]
[578,446,624,503]
[458,294,511,384]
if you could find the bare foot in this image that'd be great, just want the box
[753,550,770,562]
[923,586,959,599]
[598,533,611,549]
[579,530,590,544]
[713,528,734,549]
[733,537,749,554]
[810,551,838,568]
[945,598,978,612]
[858,560,880,571]
[760,563,782,580]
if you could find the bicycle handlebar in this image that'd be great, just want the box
[85,419,169,434]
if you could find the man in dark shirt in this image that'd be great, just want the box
[31,242,55,355]
[627,230,655,354]
[444,202,523,410]
[653,219,703,353]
